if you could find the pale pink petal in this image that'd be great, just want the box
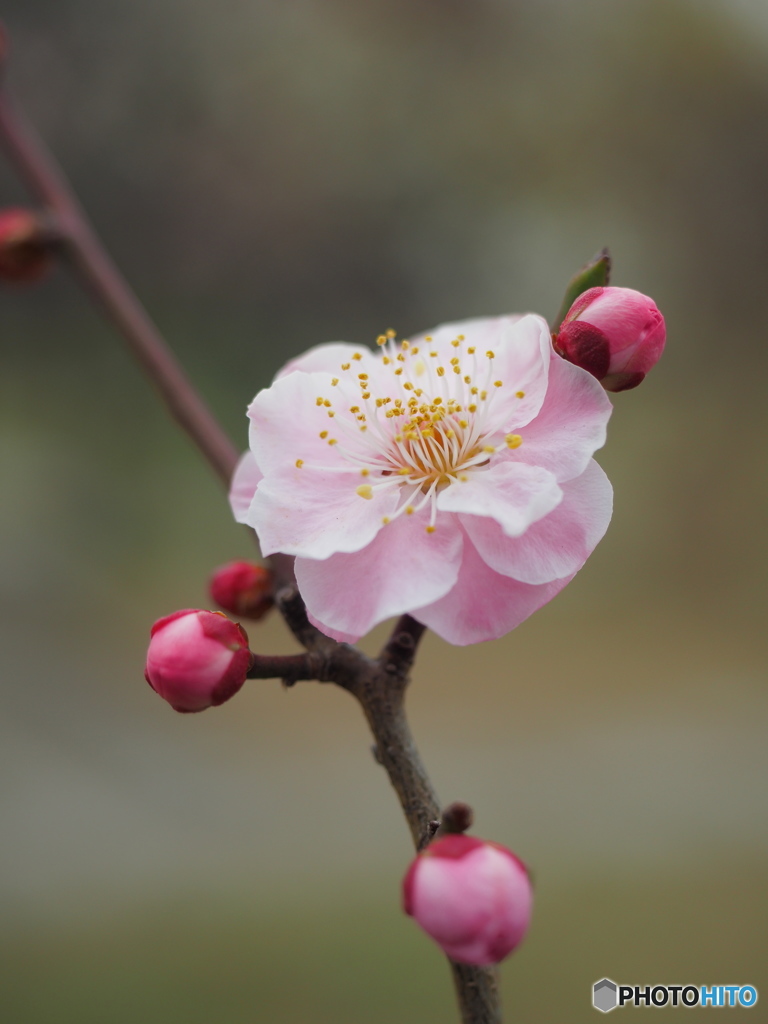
[462,460,613,585]
[486,314,553,429]
[412,532,574,645]
[275,342,379,381]
[295,513,463,641]
[411,314,550,430]
[512,353,612,482]
[228,450,264,524]
[437,461,562,537]
[248,467,399,559]
[410,315,522,356]
[247,370,368,478]
[305,612,359,645]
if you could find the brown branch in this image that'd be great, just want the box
[247,652,323,685]
[379,613,427,677]
[355,672,501,1023]
[273,584,347,658]
[0,90,238,487]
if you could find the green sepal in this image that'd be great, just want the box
[552,248,611,331]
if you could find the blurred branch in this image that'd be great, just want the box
[0,89,238,486]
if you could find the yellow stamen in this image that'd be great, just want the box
[356,484,373,500]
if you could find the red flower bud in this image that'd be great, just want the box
[208,561,274,620]
[555,286,666,392]
[403,834,533,965]
[144,609,251,713]
[0,208,53,283]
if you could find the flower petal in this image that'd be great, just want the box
[275,342,379,381]
[462,460,613,585]
[412,531,574,645]
[487,314,553,429]
[411,314,550,431]
[229,450,264,524]
[248,466,400,559]
[247,369,367,478]
[411,314,523,355]
[437,461,562,538]
[295,513,463,641]
[305,612,360,645]
[513,353,612,482]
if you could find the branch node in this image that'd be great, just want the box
[439,800,474,835]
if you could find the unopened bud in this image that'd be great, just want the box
[144,609,251,713]
[554,286,666,392]
[0,208,54,283]
[403,834,533,966]
[209,560,274,620]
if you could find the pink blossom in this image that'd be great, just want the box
[145,609,251,713]
[209,561,274,620]
[555,286,666,392]
[231,314,613,645]
[402,834,533,965]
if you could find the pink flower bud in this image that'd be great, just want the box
[144,610,251,713]
[208,561,274,620]
[402,834,533,966]
[0,208,53,283]
[555,286,666,392]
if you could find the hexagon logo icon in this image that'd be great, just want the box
[593,978,618,1013]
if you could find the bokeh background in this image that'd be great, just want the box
[2,1,767,1021]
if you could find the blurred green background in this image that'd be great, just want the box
[2,1,767,1021]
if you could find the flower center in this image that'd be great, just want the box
[301,330,524,532]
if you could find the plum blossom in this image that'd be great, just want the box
[231,314,613,645]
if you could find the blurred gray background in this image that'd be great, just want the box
[1,1,767,1021]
